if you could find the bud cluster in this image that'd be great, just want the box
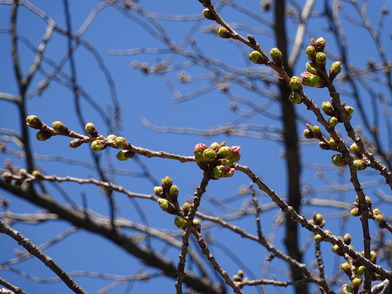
[301,37,343,87]
[193,142,240,179]
[232,269,246,289]
[154,176,179,214]
[349,195,372,218]
[321,100,355,127]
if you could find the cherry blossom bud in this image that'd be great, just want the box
[36,131,52,141]
[91,140,107,152]
[249,50,265,64]
[154,186,164,197]
[270,47,282,65]
[217,27,232,38]
[289,76,302,90]
[203,8,215,20]
[288,92,302,104]
[174,216,187,230]
[353,159,366,170]
[301,72,324,88]
[314,37,326,52]
[328,117,338,127]
[329,61,342,80]
[306,62,318,75]
[315,52,327,67]
[69,139,83,148]
[321,101,334,116]
[157,198,170,211]
[26,115,42,129]
[306,46,316,61]
[85,122,98,137]
[332,154,346,166]
[52,121,68,132]
[114,136,128,149]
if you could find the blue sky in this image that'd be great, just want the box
[1,1,392,293]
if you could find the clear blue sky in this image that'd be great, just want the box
[1,1,391,293]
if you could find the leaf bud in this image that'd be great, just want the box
[91,140,107,152]
[36,131,52,141]
[288,92,302,104]
[52,121,68,132]
[26,115,42,129]
[248,50,265,64]
[328,116,338,127]
[202,8,215,20]
[174,216,187,230]
[217,26,232,39]
[69,139,83,148]
[85,122,98,137]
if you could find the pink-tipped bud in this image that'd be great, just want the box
[300,72,324,88]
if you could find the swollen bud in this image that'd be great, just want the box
[301,72,324,88]
[314,37,326,52]
[329,61,342,80]
[305,62,318,75]
[217,27,232,39]
[69,139,83,148]
[288,92,302,104]
[154,186,164,197]
[168,185,179,203]
[91,140,107,152]
[203,8,215,20]
[36,131,52,141]
[52,121,68,132]
[353,159,366,170]
[315,52,327,68]
[249,50,265,64]
[157,198,170,211]
[113,136,127,149]
[332,154,346,166]
[85,122,98,137]
[161,176,173,190]
[289,76,302,90]
[270,47,282,65]
[174,216,187,230]
[306,46,316,61]
[321,101,334,116]
[26,115,42,129]
[328,116,339,127]
[116,150,134,161]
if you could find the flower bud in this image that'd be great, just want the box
[91,140,107,152]
[329,61,342,80]
[116,150,134,161]
[203,148,217,162]
[300,72,324,88]
[332,244,343,255]
[318,142,330,150]
[203,8,215,20]
[114,136,128,149]
[288,92,302,104]
[314,234,322,242]
[345,106,354,116]
[2,171,12,183]
[321,101,334,116]
[229,146,241,163]
[217,26,232,38]
[210,142,221,150]
[248,50,265,64]
[355,265,365,277]
[52,121,68,132]
[157,198,170,211]
[314,37,326,52]
[213,164,235,179]
[315,52,327,67]
[353,159,366,170]
[329,138,337,150]
[328,116,339,127]
[32,170,43,181]
[193,143,208,156]
[374,213,385,223]
[36,131,52,141]
[193,218,201,231]
[289,76,302,90]
[306,46,316,61]
[312,126,321,137]
[106,134,117,141]
[305,62,318,75]
[313,213,324,226]
[340,262,351,275]
[217,146,231,158]
[270,47,282,65]
[154,186,164,197]
[69,139,83,148]
[370,250,377,263]
[351,277,362,289]
[26,115,42,129]
[182,202,191,214]
[161,176,173,190]
[168,185,179,203]
[303,128,314,139]
[174,216,187,230]
[332,154,346,166]
[350,207,360,217]
[85,122,98,137]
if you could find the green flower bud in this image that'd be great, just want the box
[203,148,217,162]
[350,207,360,217]
[116,150,134,161]
[114,136,127,149]
[374,213,385,223]
[321,101,334,116]
[19,169,27,176]
[289,76,302,90]
[355,265,365,276]
[157,198,170,211]
[217,26,232,38]
[69,139,83,148]
[305,62,319,75]
[2,171,12,183]
[314,234,322,242]
[288,92,302,104]
[182,202,191,213]
[370,250,377,263]
[193,218,201,230]
[373,208,381,215]
[329,61,342,80]
[174,216,187,230]
[106,134,117,141]
[342,284,354,294]
[32,170,44,180]
[332,244,343,255]
[345,106,354,116]
[306,46,316,61]
[168,185,179,203]
[209,142,220,150]
[248,50,265,64]
[314,37,326,52]
[26,115,42,129]
[85,122,98,137]
[36,131,52,141]
[313,213,324,226]
[351,277,362,289]
[217,146,231,157]
[350,143,361,157]
[270,47,282,65]
[202,8,215,20]
[328,116,339,127]
[332,154,346,166]
[154,186,164,197]
[315,52,327,67]
[161,176,173,190]
[312,125,321,136]
[91,140,106,152]
[52,121,68,132]
[329,138,337,150]
[353,159,366,170]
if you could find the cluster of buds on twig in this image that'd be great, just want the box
[340,249,379,293]
[154,177,201,231]
[193,142,240,179]
[26,115,135,161]
[310,213,327,242]
[321,100,354,127]
[2,167,44,187]
[349,195,372,218]
[232,269,247,289]
[331,153,368,171]
[300,37,342,88]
